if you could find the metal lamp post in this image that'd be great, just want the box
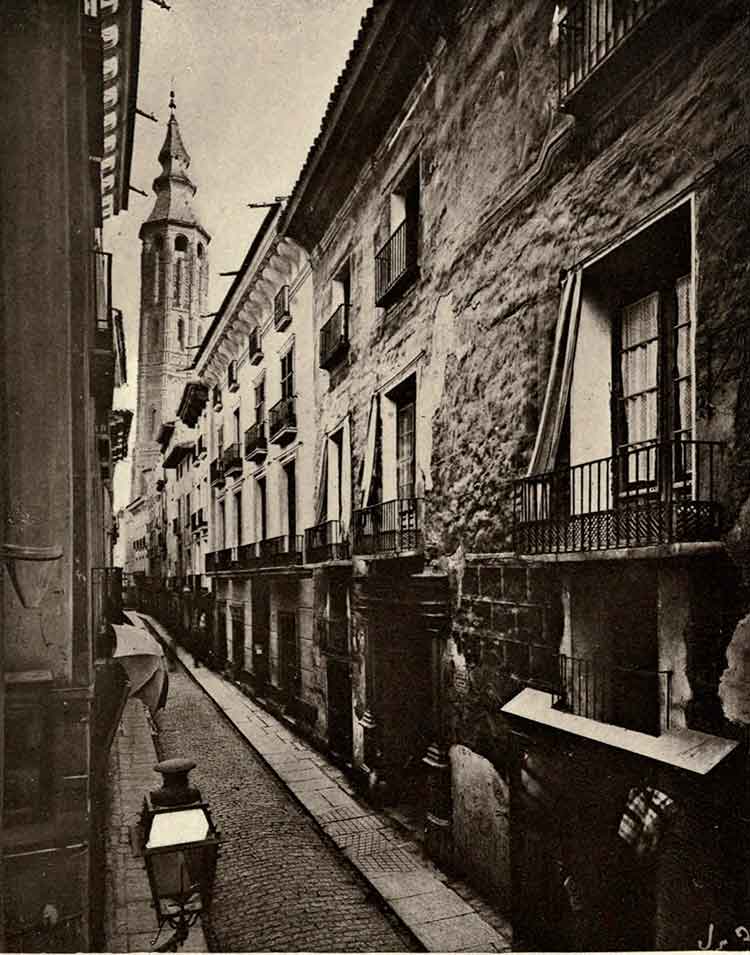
[141,758,220,951]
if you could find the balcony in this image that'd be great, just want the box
[316,615,350,658]
[319,304,350,370]
[206,547,235,572]
[222,442,243,478]
[210,457,225,488]
[191,509,207,535]
[304,520,350,563]
[274,285,292,332]
[375,219,418,308]
[248,327,263,365]
[513,440,724,556]
[244,421,267,463]
[268,396,297,446]
[227,360,239,392]
[553,654,672,736]
[558,0,675,113]
[352,498,423,556]
[237,542,262,570]
[258,534,304,568]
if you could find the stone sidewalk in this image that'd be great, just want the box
[128,610,513,954]
[104,697,208,952]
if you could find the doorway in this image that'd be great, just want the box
[251,580,270,692]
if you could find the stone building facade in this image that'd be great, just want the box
[280,0,750,948]
[129,0,750,947]
[0,0,141,949]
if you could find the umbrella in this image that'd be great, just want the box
[113,623,169,716]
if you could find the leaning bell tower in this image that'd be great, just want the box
[130,91,210,500]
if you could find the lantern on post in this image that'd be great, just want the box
[141,758,220,951]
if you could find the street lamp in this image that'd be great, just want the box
[141,758,220,951]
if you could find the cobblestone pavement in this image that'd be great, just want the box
[155,664,421,952]
[104,700,207,953]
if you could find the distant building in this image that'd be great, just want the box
[130,96,211,503]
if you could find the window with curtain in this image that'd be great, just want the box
[396,400,416,500]
[619,291,659,484]
[617,274,693,487]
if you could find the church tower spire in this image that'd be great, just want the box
[130,93,211,501]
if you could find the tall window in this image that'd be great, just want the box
[285,461,297,540]
[174,235,189,307]
[153,236,163,304]
[331,429,344,523]
[617,273,692,485]
[233,408,241,447]
[255,379,265,424]
[256,477,267,541]
[234,490,242,546]
[281,348,294,401]
[218,499,226,548]
[396,400,416,500]
[177,318,185,349]
[216,424,224,458]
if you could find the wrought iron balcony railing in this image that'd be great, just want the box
[258,534,304,567]
[319,304,350,370]
[352,497,423,556]
[244,421,267,462]
[304,520,350,563]
[237,541,262,570]
[375,219,418,308]
[268,396,297,445]
[248,327,263,365]
[210,456,226,487]
[222,442,243,477]
[513,439,723,555]
[558,0,663,104]
[553,654,672,736]
[213,547,235,571]
[316,615,350,658]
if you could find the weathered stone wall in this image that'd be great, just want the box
[304,0,750,913]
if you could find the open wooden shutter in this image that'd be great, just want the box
[360,395,378,508]
[528,268,583,475]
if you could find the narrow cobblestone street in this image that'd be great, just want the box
[155,662,420,952]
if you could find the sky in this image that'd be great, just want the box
[106,0,371,511]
